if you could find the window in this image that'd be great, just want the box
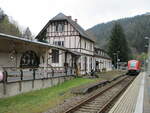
[53,41,64,47]
[130,61,136,68]
[20,50,39,68]
[55,24,58,32]
[54,41,58,45]
[58,41,61,46]
[52,49,59,63]
[55,23,64,32]
[85,41,86,49]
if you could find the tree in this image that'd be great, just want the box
[87,14,150,54]
[108,23,130,67]
[0,15,22,37]
[22,27,32,40]
[0,8,5,20]
[0,8,22,37]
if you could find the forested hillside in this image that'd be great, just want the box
[0,8,23,37]
[86,13,150,54]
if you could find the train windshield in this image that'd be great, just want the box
[130,61,136,68]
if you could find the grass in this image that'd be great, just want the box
[0,78,97,113]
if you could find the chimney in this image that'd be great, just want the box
[67,16,72,19]
[75,19,77,23]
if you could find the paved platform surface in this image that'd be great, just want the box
[143,72,150,113]
[109,72,150,113]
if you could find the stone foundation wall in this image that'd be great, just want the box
[0,76,74,98]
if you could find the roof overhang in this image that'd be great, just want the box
[0,33,68,51]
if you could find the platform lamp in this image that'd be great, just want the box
[145,36,150,76]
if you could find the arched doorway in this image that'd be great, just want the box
[20,50,40,68]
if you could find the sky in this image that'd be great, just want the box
[0,0,150,36]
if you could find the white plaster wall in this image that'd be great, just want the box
[78,55,94,74]
[87,56,89,73]
[76,36,80,49]
[94,57,112,71]
[50,50,65,67]
[80,56,85,74]
[70,36,75,48]
[65,37,70,48]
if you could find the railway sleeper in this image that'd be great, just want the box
[86,103,103,107]
[77,108,98,112]
[81,106,100,110]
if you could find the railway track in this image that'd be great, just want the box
[64,75,135,113]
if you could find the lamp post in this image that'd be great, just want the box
[145,36,150,75]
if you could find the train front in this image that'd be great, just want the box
[127,60,140,75]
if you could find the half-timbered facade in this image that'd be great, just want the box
[36,13,95,74]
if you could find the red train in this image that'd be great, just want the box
[127,60,141,75]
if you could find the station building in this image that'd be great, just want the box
[0,13,112,98]
[0,13,112,76]
[36,13,112,75]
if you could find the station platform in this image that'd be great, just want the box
[109,72,150,113]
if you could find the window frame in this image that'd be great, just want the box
[52,49,59,63]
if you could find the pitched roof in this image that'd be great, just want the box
[36,13,94,42]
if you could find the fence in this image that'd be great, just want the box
[0,66,75,98]
[1,66,75,83]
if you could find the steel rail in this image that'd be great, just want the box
[64,75,134,113]
[97,76,135,113]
